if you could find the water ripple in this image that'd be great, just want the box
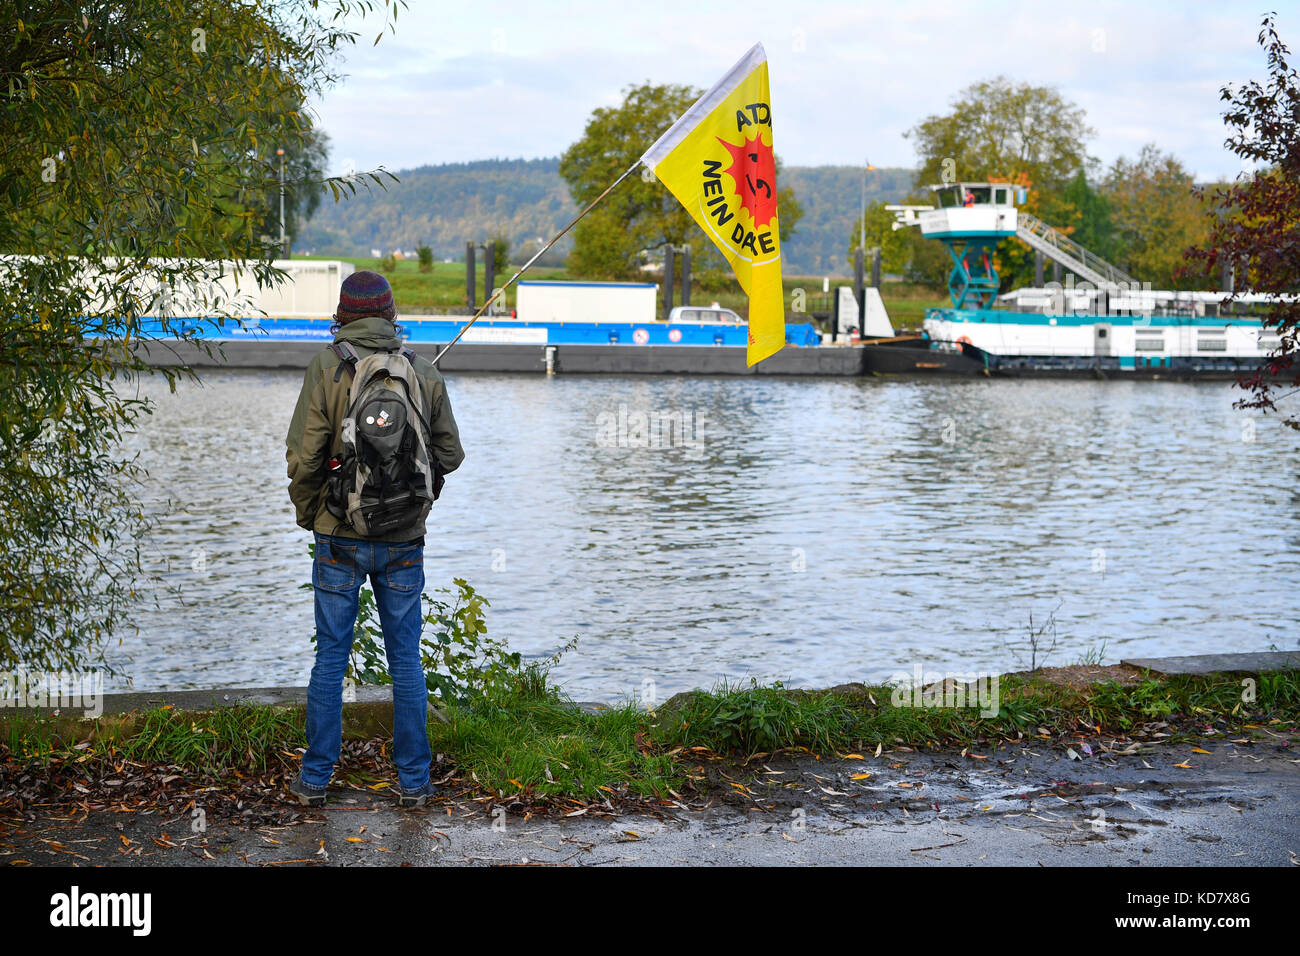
[109,370,1300,699]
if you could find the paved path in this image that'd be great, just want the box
[5,734,1295,867]
[1121,651,1300,676]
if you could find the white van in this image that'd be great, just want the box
[668,305,743,325]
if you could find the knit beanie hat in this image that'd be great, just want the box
[335,270,396,324]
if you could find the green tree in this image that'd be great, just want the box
[1060,169,1116,262]
[907,76,1095,192]
[488,233,510,274]
[901,228,951,286]
[1185,14,1300,425]
[845,200,913,276]
[0,0,399,672]
[906,76,1096,289]
[1103,144,1210,288]
[560,82,802,282]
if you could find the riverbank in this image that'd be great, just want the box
[2,655,1297,865]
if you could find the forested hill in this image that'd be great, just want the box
[297,157,916,276]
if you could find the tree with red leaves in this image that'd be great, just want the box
[1185,13,1300,428]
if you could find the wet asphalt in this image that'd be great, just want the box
[6,735,1296,866]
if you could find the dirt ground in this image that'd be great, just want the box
[1026,664,1149,689]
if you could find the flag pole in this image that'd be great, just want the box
[431,160,643,366]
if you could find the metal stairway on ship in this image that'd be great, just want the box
[1014,211,1138,289]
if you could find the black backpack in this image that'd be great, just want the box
[324,342,437,537]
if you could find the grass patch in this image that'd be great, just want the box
[877,281,949,332]
[4,669,1296,806]
[649,670,1300,756]
[431,682,682,801]
[881,297,947,331]
[299,254,947,331]
[297,255,567,314]
[4,704,307,776]
[114,706,308,774]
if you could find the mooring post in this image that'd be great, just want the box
[681,245,692,306]
[663,246,675,321]
[465,241,476,313]
[854,248,865,331]
[871,247,882,289]
[483,240,496,316]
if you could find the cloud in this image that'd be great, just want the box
[311,0,1297,181]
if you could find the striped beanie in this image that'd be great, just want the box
[335,270,396,324]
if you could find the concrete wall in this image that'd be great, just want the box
[259,259,355,315]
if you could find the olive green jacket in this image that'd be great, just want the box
[285,316,465,541]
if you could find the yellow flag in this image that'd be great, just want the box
[642,43,784,366]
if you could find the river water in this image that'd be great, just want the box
[111,369,1300,700]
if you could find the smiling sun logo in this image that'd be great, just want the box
[717,134,777,228]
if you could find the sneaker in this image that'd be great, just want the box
[397,779,438,809]
[289,772,328,807]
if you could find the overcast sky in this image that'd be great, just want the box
[311,0,1294,181]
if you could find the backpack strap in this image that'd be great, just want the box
[329,341,361,381]
[391,346,435,453]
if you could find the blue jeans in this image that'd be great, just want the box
[304,532,432,791]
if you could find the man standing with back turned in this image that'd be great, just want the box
[285,270,464,808]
